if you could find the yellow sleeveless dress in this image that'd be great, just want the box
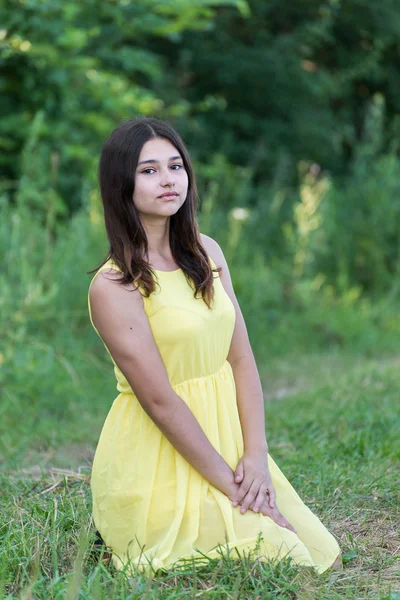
[87,256,340,575]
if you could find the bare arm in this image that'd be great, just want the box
[201,237,268,453]
[89,269,240,499]
[199,236,282,514]
[229,356,268,453]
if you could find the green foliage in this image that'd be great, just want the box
[287,94,400,296]
[0,0,245,212]
[172,0,400,175]
[2,0,400,297]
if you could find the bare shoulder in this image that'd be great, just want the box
[90,267,122,288]
[90,266,139,290]
[89,267,143,319]
[200,236,251,365]
[200,233,234,291]
[200,233,226,270]
[88,269,172,407]
[90,268,119,299]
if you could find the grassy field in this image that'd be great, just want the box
[1,348,399,599]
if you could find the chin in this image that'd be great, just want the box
[162,201,184,213]
[165,206,182,217]
[150,206,181,219]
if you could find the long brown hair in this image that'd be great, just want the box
[88,117,220,309]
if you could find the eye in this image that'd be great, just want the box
[171,164,183,170]
[142,168,155,174]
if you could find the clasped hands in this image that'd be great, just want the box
[228,451,297,534]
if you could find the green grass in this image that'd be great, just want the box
[1,351,399,599]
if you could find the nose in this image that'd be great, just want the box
[160,167,175,187]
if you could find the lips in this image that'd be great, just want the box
[159,192,178,198]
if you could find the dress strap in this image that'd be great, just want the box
[90,258,145,295]
[208,255,217,269]
[96,258,122,274]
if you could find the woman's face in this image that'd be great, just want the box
[133,137,189,219]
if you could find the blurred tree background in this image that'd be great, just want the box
[1,0,400,464]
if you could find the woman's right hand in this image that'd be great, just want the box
[248,497,297,534]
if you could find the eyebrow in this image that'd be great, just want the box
[137,155,182,166]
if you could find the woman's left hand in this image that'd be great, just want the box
[231,451,276,514]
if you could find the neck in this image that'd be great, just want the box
[141,215,172,259]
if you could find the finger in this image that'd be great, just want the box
[258,503,272,518]
[280,517,297,534]
[240,480,262,514]
[274,509,297,534]
[234,460,244,484]
[285,521,297,534]
[258,501,281,524]
[252,486,268,513]
[269,509,284,528]
[267,485,276,509]
[269,507,286,528]
[232,476,253,506]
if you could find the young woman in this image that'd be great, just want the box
[87,117,341,575]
